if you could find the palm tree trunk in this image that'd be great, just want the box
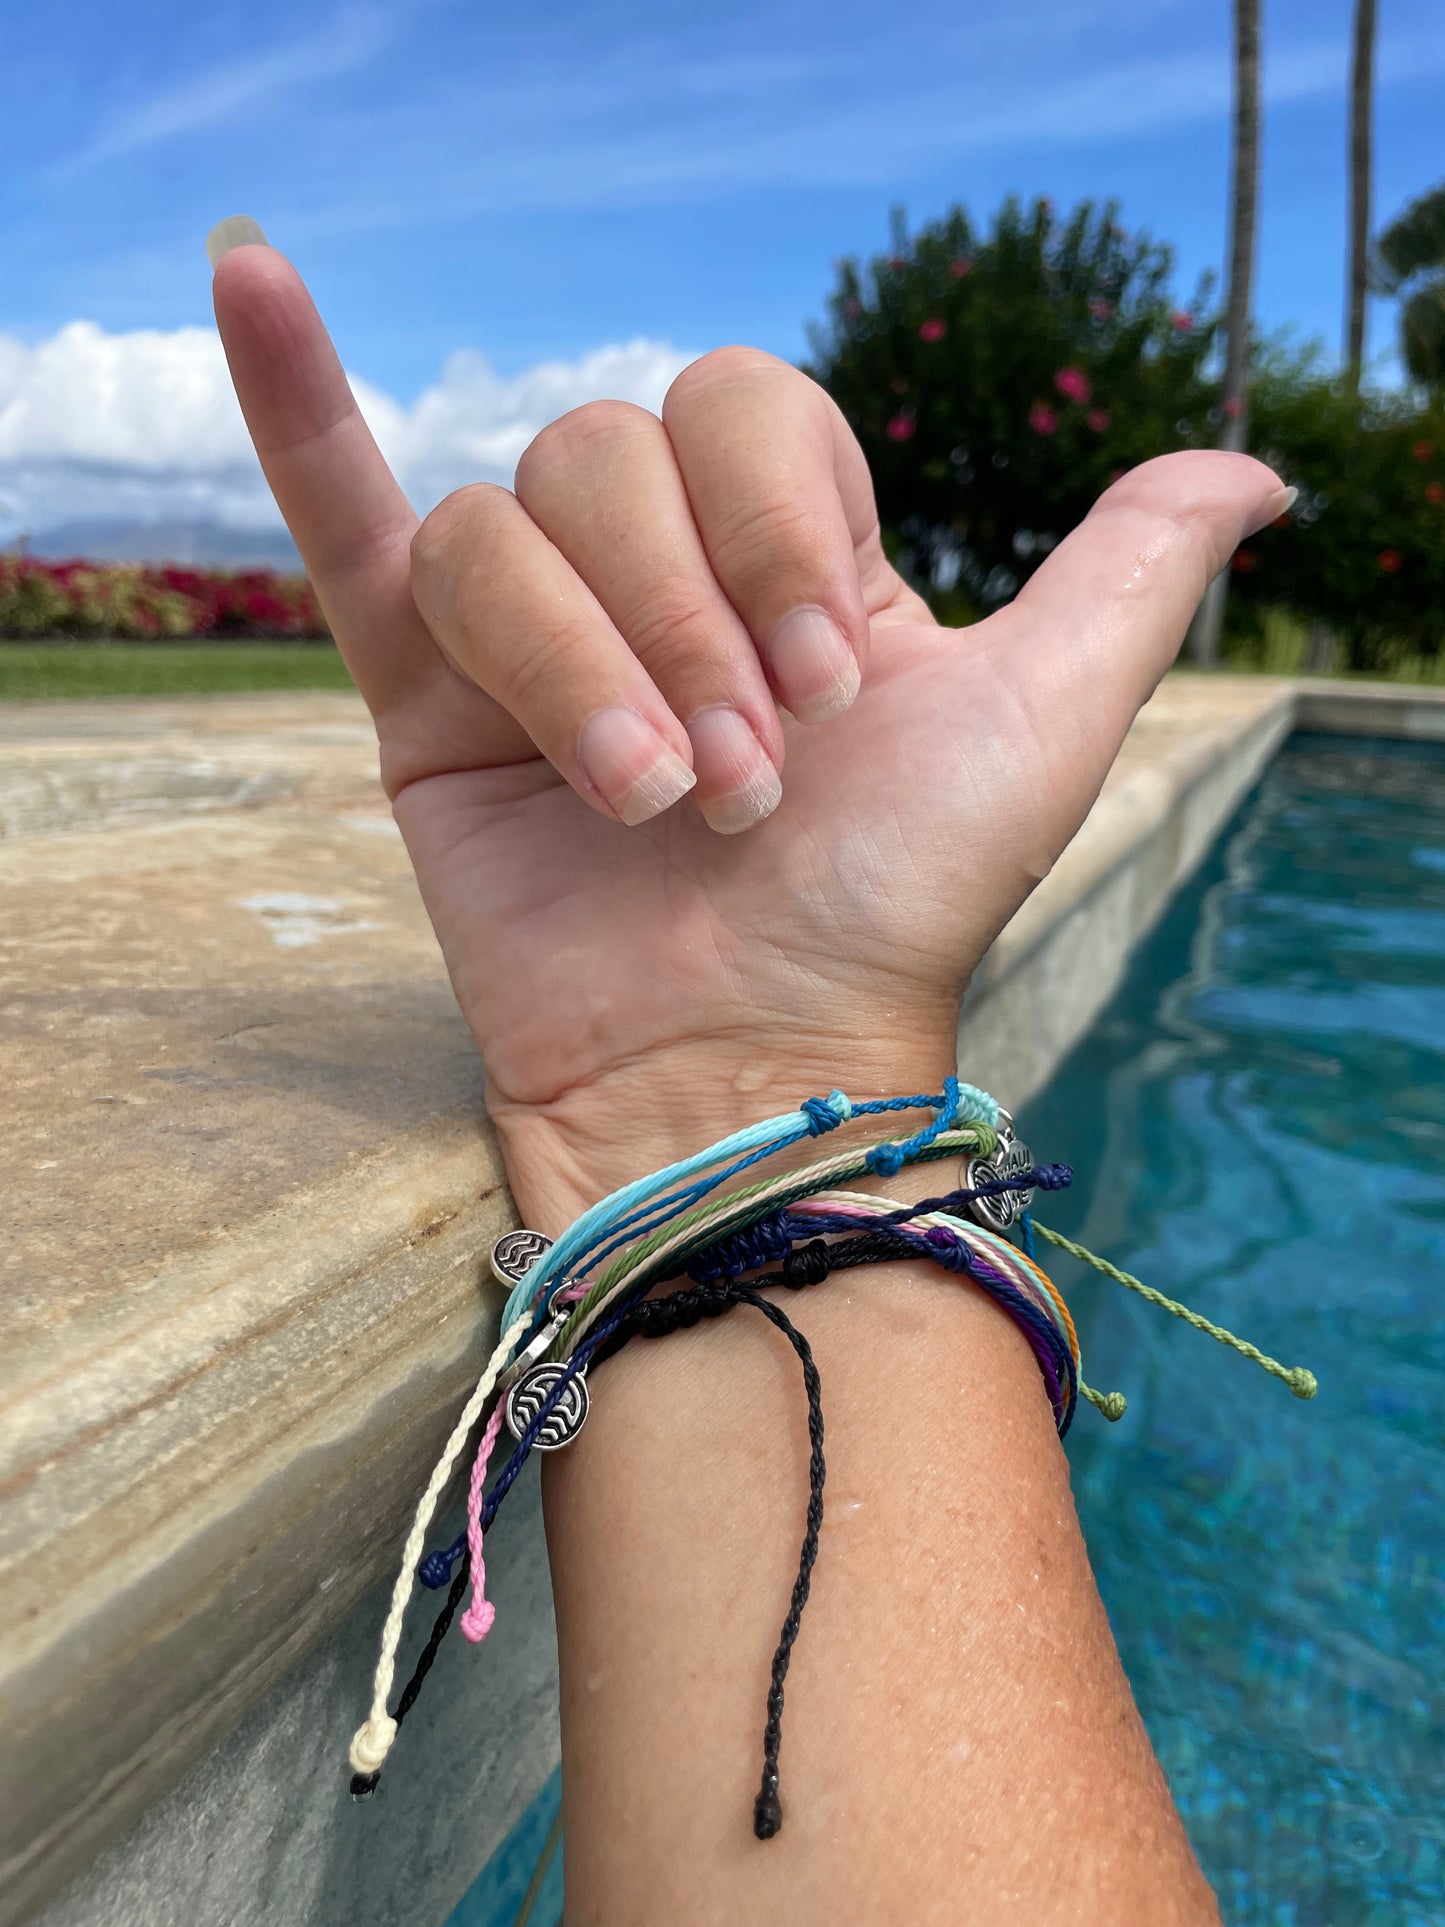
[1347,0,1378,387]
[1188,0,1261,666]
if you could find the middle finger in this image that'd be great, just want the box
[514,400,785,834]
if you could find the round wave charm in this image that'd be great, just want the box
[490,1228,553,1287]
[962,1154,1015,1233]
[505,1362,590,1450]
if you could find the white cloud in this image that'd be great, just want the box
[0,321,696,542]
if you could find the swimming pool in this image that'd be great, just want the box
[1029,732,1445,1926]
[451,731,1445,1927]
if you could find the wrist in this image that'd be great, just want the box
[486,1027,963,1237]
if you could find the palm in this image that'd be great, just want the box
[396,601,1087,1115]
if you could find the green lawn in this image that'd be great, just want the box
[0,643,354,700]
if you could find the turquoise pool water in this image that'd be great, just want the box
[1030,732,1445,1926]
[451,732,1445,1927]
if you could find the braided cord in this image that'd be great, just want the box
[1033,1223,1319,1400]
[555,1126,997,1353]
[347,1309,532,1782]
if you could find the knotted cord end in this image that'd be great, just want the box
[348,1714,397,1779]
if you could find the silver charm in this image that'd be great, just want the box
[994,1134,1036,1223]
[490,1227,553,1287]
[993,1106,1017,1148]
[505,1361,590,1450]
[961,1154,1014,1233]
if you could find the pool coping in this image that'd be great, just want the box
[4,676,1444,1924]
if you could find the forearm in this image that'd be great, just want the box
[501,1084,1220,1927]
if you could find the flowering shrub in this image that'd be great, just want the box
[808,196,1220,613]
[808,196,1445,667]
[0,558,328,641]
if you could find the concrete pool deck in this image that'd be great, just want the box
[3,674,1443,1924]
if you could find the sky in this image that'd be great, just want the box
[1,0,1442,543]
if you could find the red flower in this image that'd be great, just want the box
[886,413,916,442]
[919,317,946,342]
[1028,402,1059,436]
[1222,396,1244,418]
[888,256,906,271]
[949,255,973,279]
[1088,297,1113,320]
[842,297,863,319]
[1426,481,1445,505]
[1412,440,1434,463]
[1086,408,1110,432]
[1232,548,1257,573]
[1054,366,1091,403]
[1171,311,1194,332]
[1378,549,1403,573]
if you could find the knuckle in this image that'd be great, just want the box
[663,345,790,420]
[516,400,658,494]
[504,619,591,713]
[706,491,822,583]
[622,580,727,679]
[411,482,512,577]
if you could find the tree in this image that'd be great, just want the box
[807,198,1218,617]
[1375,182,1445,390]
[1188,0,1262,665]
[1346,0,1377,387]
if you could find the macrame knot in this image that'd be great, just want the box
[348,1714,397,1777]
[865,1142,906,1176]
[801,1090,851,1136]
[1287,1368,1319,1400]
[418,1549,456,1590]
[782,1240,831,1287]
[1099,1391,1128,1421]
[1034,1162,1074,1191]
[460,1598,496,1643]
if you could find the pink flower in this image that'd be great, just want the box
[1088,297,1113,320]
[949,255,973,278]
[1054,366,1092,404]
[886,413,916,442]
[1086,408,1110,432]
[1223,395,1244,418]
[1028,402,1059,436]
[1171,311,1194,332]
[919,317,946,342]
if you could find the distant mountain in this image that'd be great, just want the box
[24,517,304,571]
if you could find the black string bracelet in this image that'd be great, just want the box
[367,1248,840,1830]
[375,1222,1051,1822]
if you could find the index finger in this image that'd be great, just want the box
[209,225,499,760]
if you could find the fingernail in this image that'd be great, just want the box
[766,607,860,723]
[1259,482,1298,528]
[206,215,269,270]
[687,706,783,835]
[577,705,696,826]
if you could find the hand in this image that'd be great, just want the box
[213,243,1287,1230]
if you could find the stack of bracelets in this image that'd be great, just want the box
[347,1078,1317,1841]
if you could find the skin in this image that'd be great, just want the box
[212,239,1283,1923]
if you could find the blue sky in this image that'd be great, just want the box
[1,0,1442,539]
